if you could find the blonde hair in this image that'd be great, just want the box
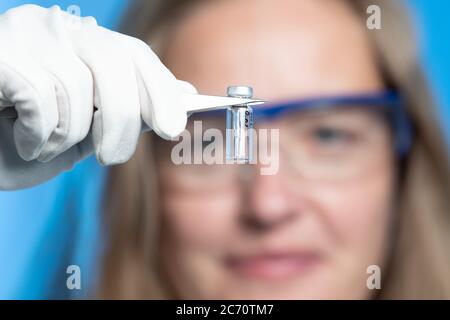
[98,0,450,299]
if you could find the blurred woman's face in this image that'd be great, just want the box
[157,0,395,299]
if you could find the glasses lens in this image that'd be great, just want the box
[276,106,392,181]
[157,105,393,192]
[157,114,245,191]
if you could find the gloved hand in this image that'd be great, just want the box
[0,5,196,190]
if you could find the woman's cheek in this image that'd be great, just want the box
[312,171,393,268]
[162,187,242,248]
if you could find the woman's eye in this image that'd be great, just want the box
[311,127,353,145]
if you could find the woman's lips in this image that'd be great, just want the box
[225,251,321,280]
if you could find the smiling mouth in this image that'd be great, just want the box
[225,251,321,280]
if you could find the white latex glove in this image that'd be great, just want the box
[0,5,196,190]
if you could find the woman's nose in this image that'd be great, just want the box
[243,170,298,231]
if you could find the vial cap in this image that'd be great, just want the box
[227,86,253,98]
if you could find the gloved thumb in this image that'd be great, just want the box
[126,36,198,140]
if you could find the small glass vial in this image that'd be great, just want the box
[226,86,254,163]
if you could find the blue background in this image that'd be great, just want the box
[0,0,448,299]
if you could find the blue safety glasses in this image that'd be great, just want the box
[204,90,412,157]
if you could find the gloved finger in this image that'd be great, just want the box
[138,80,198,134]
[0,118,79,190]
[126,36,187,140]
[177,80,198,120]
[0,91,12,108]
[36,52,94,162]
[177,80,198,95]
[75,29,141,166]
[0,52,58,161]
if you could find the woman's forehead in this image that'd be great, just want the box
[165,0,383,100]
